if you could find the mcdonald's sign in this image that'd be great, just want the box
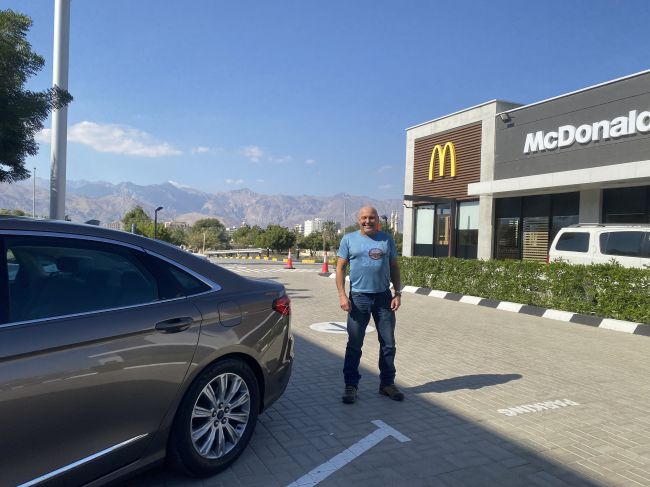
[428,142,456,181]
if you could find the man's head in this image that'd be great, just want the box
[357,206,379,236]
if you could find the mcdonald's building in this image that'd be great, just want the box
[403,69,650,261]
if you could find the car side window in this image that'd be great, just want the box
[600,231,644,257]
[167,265,211,296]
[7,236,158,323]
[556,232,589,252]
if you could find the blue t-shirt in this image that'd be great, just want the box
[337,231,397,293]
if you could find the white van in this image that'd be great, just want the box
[548,224,650,268]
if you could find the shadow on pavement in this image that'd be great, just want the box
[124,331,600,487]
[407,373,523,394]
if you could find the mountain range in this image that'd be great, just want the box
[0,179,403,229]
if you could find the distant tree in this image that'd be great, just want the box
[0,208,27,216]
[166,226,187,247]
[186,218,228,251]
[343,224,359,234]
[122,206,152,235]
[302,231,324,256]
[0,9,73,183]
[232,224,264,248]
[231,225,251,248]
[393,231,403,254]
[258,225,296,253]
[321,220,340,251]
[120,206,182,243]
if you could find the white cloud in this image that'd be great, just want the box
[243,145,263,162]
[191,146,223,155]
[305,159,316,165]
[268,155,292,164]
[379,184,393,190]
[378,165,392,173]
[226,178,244,185]
[37,121,181,157]
[36,128,52,143]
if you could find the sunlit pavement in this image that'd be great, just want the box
[123,263,650,487]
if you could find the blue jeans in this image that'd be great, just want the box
[343,290,396,387]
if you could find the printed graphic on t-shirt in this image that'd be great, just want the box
[368,248,384,260]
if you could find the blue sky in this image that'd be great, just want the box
[7,0,650,199]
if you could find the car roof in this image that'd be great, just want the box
[0,217,259,292]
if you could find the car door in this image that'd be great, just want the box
[0,233,205,486]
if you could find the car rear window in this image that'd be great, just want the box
[600,231,648,257]
[555,232,589,252]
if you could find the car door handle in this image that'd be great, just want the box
[155,317,194,333]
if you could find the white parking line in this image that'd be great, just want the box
[286,420,410,487]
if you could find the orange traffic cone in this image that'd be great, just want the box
[321,250,329,273]
[285,249,295,269]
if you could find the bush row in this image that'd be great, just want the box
[397,256,650,324]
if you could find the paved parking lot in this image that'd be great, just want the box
[124,262,650,486]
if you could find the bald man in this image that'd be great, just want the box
[336,206,403,404]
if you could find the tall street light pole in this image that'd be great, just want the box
[49,0,71,220]
[154,206,163,239]
[32,167,36,218]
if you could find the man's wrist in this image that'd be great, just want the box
[393,291,402,297]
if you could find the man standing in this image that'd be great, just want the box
[336,206,403,404]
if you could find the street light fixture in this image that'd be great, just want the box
[154,206,163,239]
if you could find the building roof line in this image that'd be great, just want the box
[406,99,520,131]
[496,68,650,117]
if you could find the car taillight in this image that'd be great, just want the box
[546,254,550,264]
[273,295,291,316]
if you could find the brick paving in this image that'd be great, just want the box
[124,262,650,486]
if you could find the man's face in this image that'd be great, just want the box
[358,208,378,236]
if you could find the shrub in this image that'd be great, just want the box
[397,257,649,324]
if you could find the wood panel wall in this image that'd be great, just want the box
[413,122,482,200]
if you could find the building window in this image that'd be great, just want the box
[456,200,478,259]
[495,218,520,260]
[415,206,434,245]
[603,186,650,223]
[435,205,451,246]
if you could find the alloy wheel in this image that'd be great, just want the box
[190,372,251,459]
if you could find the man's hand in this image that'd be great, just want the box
[391,295,401,311]
[339,294,351,312]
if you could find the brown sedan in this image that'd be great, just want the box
[0,217,293,486]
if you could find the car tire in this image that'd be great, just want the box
[168,358,260,477]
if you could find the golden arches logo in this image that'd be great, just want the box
[428,142,456,181]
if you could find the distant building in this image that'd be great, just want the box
[164,221,189,229]
[101,221,123,231]
[304,218,323,236]
[294,223,304,235]
[390,211,399,232]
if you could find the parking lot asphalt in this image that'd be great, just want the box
[123,261,650,487]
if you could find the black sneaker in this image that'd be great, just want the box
[379,384,404,401]
[342,385,358,404]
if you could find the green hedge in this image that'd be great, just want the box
[397,256,650,325]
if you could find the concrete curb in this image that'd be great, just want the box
[318,272,650,338]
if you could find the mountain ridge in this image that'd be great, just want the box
[0,179,403,229]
